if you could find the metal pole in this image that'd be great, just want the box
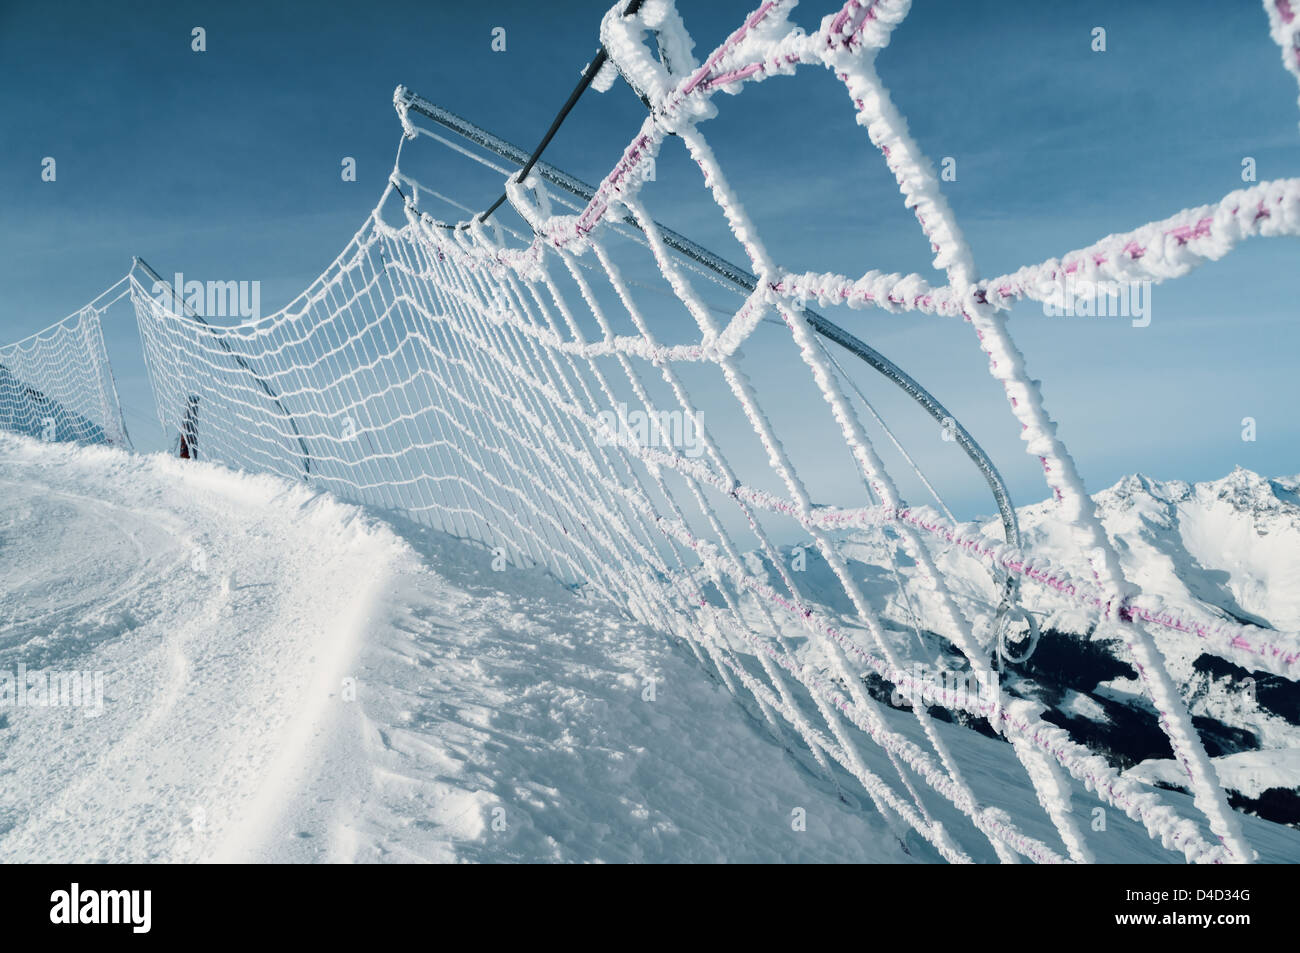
[394,89,1021,550]
[131,257,312,477]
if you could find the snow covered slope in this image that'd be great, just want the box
[1,435,1296,862]
[0,435,403,862]
[0,434,901,863]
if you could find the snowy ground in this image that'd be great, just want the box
[1,434,1297,863]
[0,434,902,862]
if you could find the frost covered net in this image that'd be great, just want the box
[0,279,130,448]
[3,0,1287,862]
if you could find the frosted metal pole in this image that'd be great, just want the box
[394,88,1021,552]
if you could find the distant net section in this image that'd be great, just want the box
[0,278,130,448]
[121,0,1300,865]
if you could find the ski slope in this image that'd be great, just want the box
[2,434,1297,863]
[0,434,903,862]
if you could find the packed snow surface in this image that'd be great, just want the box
[0,435,901,862]
[1,435,1296,863]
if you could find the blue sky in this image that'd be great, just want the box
[1,0,1297,520]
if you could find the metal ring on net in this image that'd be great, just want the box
[993,591,1041,668]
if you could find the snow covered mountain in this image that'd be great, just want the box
[816,467,1300,827]
[1014,468,1300,826]
[1019,467,1300,637]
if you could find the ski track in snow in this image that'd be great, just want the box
[0,436,393,862]
[0,435,905,863]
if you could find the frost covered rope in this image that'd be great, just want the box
[769,176,1300,321]
[0,278,131,448]
[818,1,1254,862]
[125,0,1300,864]
[1265,0,1300,124]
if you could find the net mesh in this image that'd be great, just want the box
[128,0,1300,864]
[0,281,130,448]
[7,0,1300,863]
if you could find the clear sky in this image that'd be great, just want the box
[2,0,1297,520]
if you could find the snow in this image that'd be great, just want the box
[0,433,904,863]
[1129,749,1300,801]
[1061,691,1112,725]
[3,434,1297,863]
[861,467,1300,829]
[0,434,398,862]
[1003,470,1300,687]
[3,0,1297,865]
[1176,470,1300,631]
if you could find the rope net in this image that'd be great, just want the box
[0,279,130,448]
[6,0,1300,863]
